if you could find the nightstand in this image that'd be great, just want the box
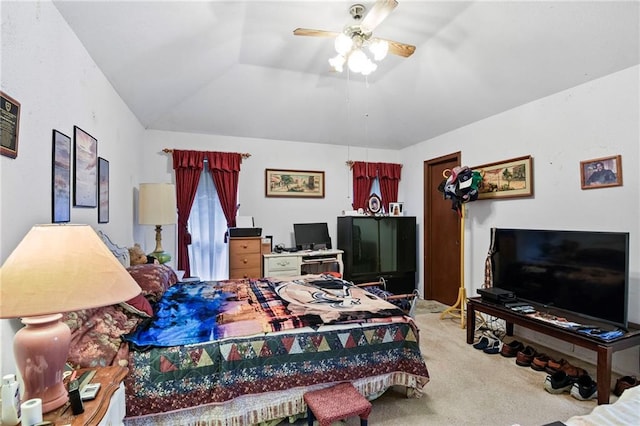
[42,365,128,425]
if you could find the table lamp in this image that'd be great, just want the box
[138,183,176,264]
[0,224,141,413]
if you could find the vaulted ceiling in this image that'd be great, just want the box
[52,1,639,150]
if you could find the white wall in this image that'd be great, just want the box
[0,1,145,376]
[402,65,640,375]
[137,131,401,256]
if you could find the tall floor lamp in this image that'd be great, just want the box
[0,224,141,412]
[138,183,177,264]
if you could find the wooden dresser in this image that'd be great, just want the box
[229,236,263,279]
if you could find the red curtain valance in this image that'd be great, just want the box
[351,161,402,211]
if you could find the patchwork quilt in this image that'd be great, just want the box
[123,276,429,422]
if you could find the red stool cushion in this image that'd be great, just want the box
[304,382,372,426]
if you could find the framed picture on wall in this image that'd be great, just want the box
[73,126,98,207]
[1,91,21,159]
[52,130,71,223]
[473,155,534,200]
[98,157,109,223]
[580,155,622,190]
[265,169,325,198]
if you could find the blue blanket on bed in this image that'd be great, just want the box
[123,282,228,349]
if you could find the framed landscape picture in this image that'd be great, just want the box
[52,130,71,223]
[265,169,325,198]
[73,126,98,207]
[473,155,533,200]
[98,157,109,223]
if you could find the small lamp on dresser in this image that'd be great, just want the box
[138,183,177,264]
[0,224,141,413]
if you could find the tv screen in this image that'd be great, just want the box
[492,228,629,329]
[294,222,331,250]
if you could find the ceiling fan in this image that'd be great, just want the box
[293,0,416,75]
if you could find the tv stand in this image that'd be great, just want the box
[467,297,640,405]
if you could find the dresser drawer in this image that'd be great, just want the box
[230,253,262,270]
[229,238,261,254]
[229,266,261,279]
[265,256,298,273]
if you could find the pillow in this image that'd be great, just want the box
[62,305,143,369]
[120,293,153,317]
[126,263,178,303]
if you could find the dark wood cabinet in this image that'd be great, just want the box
[337,216,417,294]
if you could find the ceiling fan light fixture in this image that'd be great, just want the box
[368,39,389,61]
[347,48,369,74]
[329,54,346,72]
[334,33,353,55]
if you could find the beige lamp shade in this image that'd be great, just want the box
[0,224,142,318]
[138,183,177,225]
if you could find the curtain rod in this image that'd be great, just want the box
[345,160,402,168]
[162,148,251,159]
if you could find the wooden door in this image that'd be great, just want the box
[423,152,461,305]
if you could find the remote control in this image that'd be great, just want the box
[80,382,101,401]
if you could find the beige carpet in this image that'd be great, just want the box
[292,300,610,426]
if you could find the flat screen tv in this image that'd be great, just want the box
[294,222,331,250]
[491,228,629,329]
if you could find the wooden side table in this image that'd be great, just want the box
[42,365,128,425]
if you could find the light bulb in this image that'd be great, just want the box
[329,54,346,72]
[347,49,367,73]
[369,39,389,61]
[360,59,377,76]
[334,33,353,55]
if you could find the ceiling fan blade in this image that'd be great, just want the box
[293,28,340,38]
[379,38,416,58]
[360,0,398,34]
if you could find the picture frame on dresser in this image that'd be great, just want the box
[98,157,109,223]
[73,125,98,207]
[52,129,71,223]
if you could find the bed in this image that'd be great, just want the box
[63,232,430,425]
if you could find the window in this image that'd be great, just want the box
[187,166,228,280]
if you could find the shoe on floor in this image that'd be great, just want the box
[613,375,639,397]
[500,340,524,358]
[516,345,537,367]
[560,362,587,380]
[531,353,551,371]
[544,371,574,394]
[570,374,598,400]
[545,358,568,374]
[473,335,494,350]
[482,339,502,355]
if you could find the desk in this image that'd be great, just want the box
[263,249,343,277]
[466,297,640,405]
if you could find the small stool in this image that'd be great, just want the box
[304,382,372,426]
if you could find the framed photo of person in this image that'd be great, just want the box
[368,194,382,214]
[580,155,622,190]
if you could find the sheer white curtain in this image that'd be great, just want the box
[187,166,229,280]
